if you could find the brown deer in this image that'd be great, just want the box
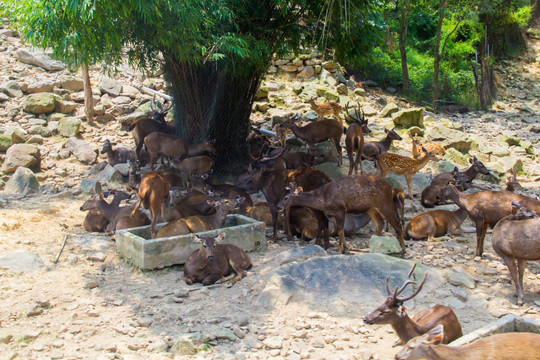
[305,96,341,121]
[377,148,439,200]
[445,184,540,257]
[363,264,462,346]
[492,202,540,305]
[421,167,462,208]
[362,127,403,161]
[81,190,131,232]
[144,132,215,170]
[395,324,540,360]
[245,202,273,226]
[184,233,252,286]
[405,208,468,242]
[130,171,170,237]
[170,155,214,187]
[344,102,371,175]
[100,139,137,166]
[280,118,344,166]
[154,197,243,239]
[505,169,523,193]
[410,133,446,159]
[277,174,405,254]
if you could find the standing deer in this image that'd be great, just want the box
[362,127,403,162]
[305,96,341,122]
[363,264,462,345]
[492,202,540,305]
[395,324,540,360]
[184,233,252,286]
[130,171,170,237]
[410,133,446,159]
[277,174,405,254]
[377,148,439,199]
[344,102,371,175]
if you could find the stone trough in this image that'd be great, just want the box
[115,214,266,270]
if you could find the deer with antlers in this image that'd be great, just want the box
[363,263,462,345]
[343,102,371,175]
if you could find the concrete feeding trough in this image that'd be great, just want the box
[450,314,540,346]
[115,214,266,270]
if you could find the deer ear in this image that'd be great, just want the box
[425,324,445,345]
[294,186,303,195]
[421,146,427,153]
[215,233,225,242]
[236,196,245,204]
[385,128,389,134]
[207,200,216,206]
[469,157,473,164]
[191,234,201,243]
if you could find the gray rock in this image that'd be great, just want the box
[0,250,46,273]
[217,329,237,341]
[5,126,28,144]
[56,76,84,91]
[23,93,60,114]
[28,125,51,137]
[118,111,148,125]
[336,83,348,95]
[98,164,124,183]
[392,108,424,128]
[0,92,9,102]
[0,134,12,151]
[314,161,343,180]
[425,123,472,153]
[27,303,44,316]
[109,104,136,117]
[26,80,55,94]
[0,80,23,97]
[55,100,78,114]
[87,161,108,175]
[58,117,81,137]
[16,48,65,71]
[363,80,379,88]
[278,245,327,265]
[114,163,130,177]
[99,77,122,96]
[369,235,402,255]
[257,254,444,313]
[5,167,39,195]
[172,333,207,355]
[298,66,315,79]
[362,105,379,117]
[2,144,41,173]
[380,103,399,118]
[64,138,97,164]
[446,266,475,289]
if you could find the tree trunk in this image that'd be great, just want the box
[163,57,263,172]
[433,0,447,109]
[398,1,410,94]
[82,63,94,124]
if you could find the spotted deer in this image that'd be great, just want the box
[305,96,341,122]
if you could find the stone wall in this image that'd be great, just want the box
[267,49,338,80]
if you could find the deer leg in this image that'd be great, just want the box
[383,208,405,254]
[270,207,278,242]
[202,273,222,286]
[333,138,342,166]
[357,151,363,174]
[517,259,528,305]
[475,221,488,257]
[367,208,384,236]
[131,198,142,218]
[348,151,354,176]
[501,256,522,305]
[334,214,346,254]
[284,207,292,240]
[406,175,414,200]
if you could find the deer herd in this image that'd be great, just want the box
[78,96,540,358]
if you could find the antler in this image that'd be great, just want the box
[390,263,428,304]
[353,102,365,124]
[161,100,173,114]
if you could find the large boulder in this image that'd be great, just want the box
[64,138,97,164]
[392,108,424,128]
[2,144,41,173]
[425,123,472,153]
[23,93,60,115]
[56,76,84,91]
[380,102,399,118]
[99,77,122,97]
[0,80,23,98]
[5,167,39,195]
[16,48,65,71]
[58,117,82,137]
[26,80,55,94]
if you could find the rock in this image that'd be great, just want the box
[354,88,366,96]
[121,84,140,98]
[16,48,65,71]
[137,317,153,327]
[64,138,97,164]
[263,337,282,349]
[82,280,99,289]
[380,103,399,118]
[148,339,169,353]
[27,303,44,316]
[425,123,472,153]
[2,144,41,173]
[5,167,39,195]
[446,266,475,289]
[297,66,315,79]
[58,117,82,137]
[237,315,249,326]
[314,161,343,180]
[255,102,269,113]
[0,80,23,97]
[26,80,55,94]
[493,155,523,173]
[324,91,339,102]
[217,329,237,341]
[172,333,207,355]
[118,111,148,125]
[292,83,304,95]
[109,104,136,116]
[87,252,106,262]
[444,148,469,165]
[0,92,9,102]
[56,76,84,91]
[55,100,78,114]
[387,87,397,94]
[278,245,327,265]
[369,235,402,255]
[79,179,102,195]
[113,163,130,177]
[336,83,348,95]
[392,108,424,128]
[257,254,444,312]
[0,250,46,273]
[362,105,378,117]
[99,77,122,96]
[363,80,379,87]
[0,134,13,151]
[97,164,124,183]
[28,125,51,138]
[23,93,60,114]
[5,126,28,144]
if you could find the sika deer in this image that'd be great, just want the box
[144,132,215,170]
[171,155,214,187]
[377,148,439,200]
[395,324,540,360]
[421,167,461,208]
[184,233,252,286]
[344,103,371,175]
[410,133,446,159]
[280,118,344,166]
[245,202,273,226]
[405,208,467,242]
[154,197,243,239]
[362,127,403,161]
[100,139,137,166]
[277,174,405,253]
[363,264,462,345]
[445,185,540,257]
[130,171,170,236]
[505,169,523,193]
[492,202,540,305]
[305,96,341,122]
[81,190,131,232]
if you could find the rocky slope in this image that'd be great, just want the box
[0,21,539,360]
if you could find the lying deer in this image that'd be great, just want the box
[277,174,405,254]
[154,197,242,239]
[395,324,540,360]
[305,96,341,122]
[505,169,523,193]
[421,167,461,208]
[362,127,403,162]
[100,139,137,166]
[445,184,540,256]
[405,208,467,242]
[410,133,446,159]
[344,102,371,175]
[492,202,540,305]
[81,190,131,232]
[363,264,462,345]
[184,233,252,286]
[377,148,439,200]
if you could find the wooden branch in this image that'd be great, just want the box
[53,235,69,264]
[135,84,173,101]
